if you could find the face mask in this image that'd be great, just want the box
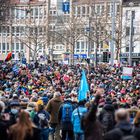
[11,109,18,115]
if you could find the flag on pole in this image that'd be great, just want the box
[5,52,12,62]
[78,70,89,101]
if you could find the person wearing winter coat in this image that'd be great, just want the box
[0,101,10,140]
[98,97,115,133]
[82,94,103,140]
[9,100,20,126]
[104,108,135,140]
[8,110,41,140]
[71,100,87,140]
[45,92,62,140]
[58,95,74,140]
[33,100,50,128]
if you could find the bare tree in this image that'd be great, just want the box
[10,4,49,62]
[49,13,85,64]
[81,2,111,66]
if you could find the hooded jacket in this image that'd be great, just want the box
[104,121,134,140]
[46,97,62,124]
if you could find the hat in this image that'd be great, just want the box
[37,100,44,106]
[27,102,37,111]
[10,101,20,107]
[40,97,48,104]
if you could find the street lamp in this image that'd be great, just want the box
[110,0,116,66]
[128,2,134,66]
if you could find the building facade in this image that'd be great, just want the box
[121,0,140,65]
[0,0,49,62]
[50,0,122,63]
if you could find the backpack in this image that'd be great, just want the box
[101,110,114,133]
[62,103,73,122]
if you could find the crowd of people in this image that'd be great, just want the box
[0,61,140,140]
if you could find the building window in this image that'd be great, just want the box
[107,4,111,15]
[126,27,130,36]
[96,5,100,15]
[16,43,19,50]
[77,7,80,15]
[2,43,5,50]
[21,43,24,50]
[35,8,38,18]
[126,47,129,52]
[50,11,52,14]
[81,41,84,49]
[73,7,76,15]
[87,6,89,15]
[76,42,80,49]
[117,5,120,13]
[16,27,20,36]
[101,5,104,14]
[126,10,131,20]
[125,46,134,52]
[91,6,95,15]
[82,6,86,15]
[7,43,9,50]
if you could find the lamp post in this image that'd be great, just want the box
[128,2,134,66]
[110,0,116,66]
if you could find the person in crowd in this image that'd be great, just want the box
[82,90,103,140]
[72,99,87,140]
[104,108,135,140]
[0,101,10,140]
[0,61,139,140]
[98,97,115,133]
[45,92,62,140]
[33,100,50,128]
[58,95,74,140]
[8,110,41,140]
[26,102,38,120]
[133,111,140,128]
[9,100,20,126]
[40,117,53,140]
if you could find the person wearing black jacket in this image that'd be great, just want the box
[0,101,10,140]
[82,90,103,140]
[104,108,135,140]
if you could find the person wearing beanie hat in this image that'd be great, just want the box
[58,95,74,140]
[9,100,20,126]
[33,100,50,128]
[37,100,44,106]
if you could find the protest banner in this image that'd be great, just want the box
[122,67,133,80]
